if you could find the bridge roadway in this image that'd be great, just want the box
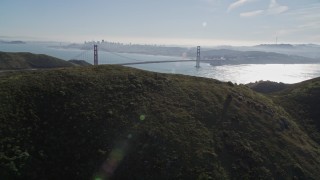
[117,59,196,65]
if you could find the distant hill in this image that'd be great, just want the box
[0,51,76,70]
[255,43,320,49]
[1,65,320,179]
[246,80,290,94]
[199,49,319,65]
[255,44,295,49]
[249,44,320,59]
[0,40,26,44]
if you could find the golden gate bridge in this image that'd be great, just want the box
[71,45,202,68]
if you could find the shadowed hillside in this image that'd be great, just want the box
[0,51,77,70]
[272,78,320,144]
[246,80,290,94]
[1,65,320,179]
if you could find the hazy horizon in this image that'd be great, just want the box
[1,37,320,48]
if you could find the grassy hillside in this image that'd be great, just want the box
[0,51,76,70]
[1,65,320,179]
[271,78,320,144]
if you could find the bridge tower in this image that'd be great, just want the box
[196,46,200,68]
[94,44,98,65]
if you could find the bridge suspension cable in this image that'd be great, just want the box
[108,51,141,62]
[69,47,92,61]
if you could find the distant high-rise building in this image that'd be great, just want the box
[94,45,98,65]
[196,46,200,68]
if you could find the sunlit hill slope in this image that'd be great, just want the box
[1,65,320,179]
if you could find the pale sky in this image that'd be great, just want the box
[1,0,320,46]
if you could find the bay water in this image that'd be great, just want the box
[1,42,320,84]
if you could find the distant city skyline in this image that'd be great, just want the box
[1,0,320,46]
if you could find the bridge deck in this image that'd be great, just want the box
[117,59,195,65]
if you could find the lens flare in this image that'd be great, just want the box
[140,114,146,121]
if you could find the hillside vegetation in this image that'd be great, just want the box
[271,78,320,145]
[248,78,320,145]
[0,51,77,70]
[246,80,290,94]
[1,65,320,179]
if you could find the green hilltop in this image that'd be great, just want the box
[246,80,290,94]
[0,51,91,70]
[1,65,320,179]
